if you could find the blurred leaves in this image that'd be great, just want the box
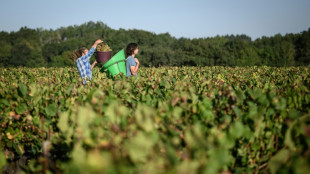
[45,103,57,116]
[0,66,310,174]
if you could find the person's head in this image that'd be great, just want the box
[78,47,88,56]
[72,50,80,61]
[125,43,138,57]
[72,47,88,61]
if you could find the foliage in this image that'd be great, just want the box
[0,21,310,67]
[0,66,310,173]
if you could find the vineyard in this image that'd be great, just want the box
[0,66,309,174]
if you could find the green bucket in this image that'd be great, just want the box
[100,49,126,78]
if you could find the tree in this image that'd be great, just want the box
[0,21,309,67]
[0,40,12,66]
[295,29,310,66]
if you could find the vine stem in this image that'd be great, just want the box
[41,116,47,174]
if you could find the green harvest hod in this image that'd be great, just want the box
[100,49,127,78]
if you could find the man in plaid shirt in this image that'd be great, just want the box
[72,39,102,84]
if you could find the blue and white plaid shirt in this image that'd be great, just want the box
[75,47,96,84]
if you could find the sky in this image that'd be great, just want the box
[0,0,309,40]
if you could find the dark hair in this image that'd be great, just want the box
[125,43,138,57]
[72,47,87,61]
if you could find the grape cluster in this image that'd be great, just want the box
[96,43,112,52]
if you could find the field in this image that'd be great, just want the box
[0,66,310,174]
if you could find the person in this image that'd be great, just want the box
[125,43,140,77]
[72,39,102,84]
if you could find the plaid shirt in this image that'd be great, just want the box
[75,47,95,84]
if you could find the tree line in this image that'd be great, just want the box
[0,21,309,67]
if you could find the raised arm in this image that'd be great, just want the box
[92,39,103,48]
[81,39,103,62]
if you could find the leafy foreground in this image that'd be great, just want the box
[0,66,310,174]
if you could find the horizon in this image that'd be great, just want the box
[1,0,310,40]
[1,20,309,41]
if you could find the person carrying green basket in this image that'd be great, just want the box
[125,43,140,77]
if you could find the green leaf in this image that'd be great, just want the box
[77,106,96,139]
[125,131,155,163]
[71,143,86,165]
[0,151,6,171]
[268,149,290,174]
[16,103,27,114]
[45,104,57,116]
[236,90,246,104]
[58,112,69,133]
[105,101,128,124]
[176,160,199,174]
[13,144,25,155]
[1,99,9,106]
[135,104,155,132]
[172,107,183,119]
[18,83,27,97]
[229,121,244,138]
[66,84,74,96]
[275,98,287,111]
[288,109,301,119]
[233,106,243,117]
